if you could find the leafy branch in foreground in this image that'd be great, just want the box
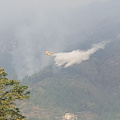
[0,68,30,120]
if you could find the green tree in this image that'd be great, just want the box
[0,68,30,120]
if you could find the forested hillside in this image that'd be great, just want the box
[1,31,120,120]
[20,39,120,120]
[1,1,120,120]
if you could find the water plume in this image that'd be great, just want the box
[53,41,109,68]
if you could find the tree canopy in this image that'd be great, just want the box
[0,68,30,120]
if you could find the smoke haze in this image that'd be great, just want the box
[0,0,120,78]
[54,41,109,68]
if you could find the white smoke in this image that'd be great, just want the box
[53,41,109,68]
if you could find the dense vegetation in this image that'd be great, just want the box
[0,68,30,120]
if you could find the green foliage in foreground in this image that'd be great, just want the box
[0,68,30,120]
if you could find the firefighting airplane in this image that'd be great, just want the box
[45,50,54,56]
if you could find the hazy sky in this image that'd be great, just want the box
[0,0,120,78]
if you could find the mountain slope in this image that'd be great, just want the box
[22,39,120,120]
